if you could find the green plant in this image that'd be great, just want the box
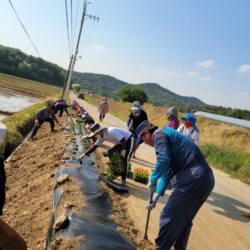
[106,153,124,181]
[133,168,149,184]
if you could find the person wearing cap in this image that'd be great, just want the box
[78,123,135,185]
[98,99,109,122]
[166,106,179,130]
[136,121,214,250]
[30,106,60,139]
[0,123,27,250]
[127,101,148,158]
[177,113,200,145]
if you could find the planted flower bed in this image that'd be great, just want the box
[132,168,149,184]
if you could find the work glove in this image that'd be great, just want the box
[148,180,157,193]
[146,192,160,210]
[77,153,86,163]
[120,149,126,158]
[35,119,39,127]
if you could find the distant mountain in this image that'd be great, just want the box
[72,72,207,107]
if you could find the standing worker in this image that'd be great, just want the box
[78,123,135,185]
[136,121,214,250]
[0,123,27,250]
[166,106,179,130]
[178,113,200,145]
[98,98,109,122]
[127,101,148,158]
[31,106,60,139]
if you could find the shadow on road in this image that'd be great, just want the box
[206,191,250,223]
[125,181,169,206]
[130,157,155,169]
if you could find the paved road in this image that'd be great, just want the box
[72,93,250,250]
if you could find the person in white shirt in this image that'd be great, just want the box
[78,123,135,185]
[177,113,200,145]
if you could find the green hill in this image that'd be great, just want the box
[72,72,206,107]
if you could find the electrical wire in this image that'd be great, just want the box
[8,0,41,57]
[72,0,80,50]
[65,0,72,56]
[70,0,73,54]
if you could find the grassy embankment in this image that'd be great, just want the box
[84,94,250,184]
[0,73,62,158]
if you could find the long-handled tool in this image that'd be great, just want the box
[143,193,153,240]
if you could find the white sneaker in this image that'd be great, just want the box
[119,179,126,185]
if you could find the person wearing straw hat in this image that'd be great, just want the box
[177,113,200,145]
[136,121,214,250]
[78,123,135,185]
[0,123,27,250]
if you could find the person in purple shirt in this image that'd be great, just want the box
[166,106,179,130]
[54,101,69,117]
[31,106,60,139]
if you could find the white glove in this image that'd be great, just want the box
[35,119,39,127]
[120,149,126,158]
[146,193,160,210]
[77,153,86,162]
[148,180,157,193]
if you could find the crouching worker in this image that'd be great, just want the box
[31,106,60,139]
[0,123,27,250]
[54,100,69,117]
[78,123,135,185]
[137,121,214,250]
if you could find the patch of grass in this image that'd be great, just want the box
[200,144,250,184]
[0,101,52,159]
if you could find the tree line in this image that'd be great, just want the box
[0,44,65,86]
[1,44,250,121]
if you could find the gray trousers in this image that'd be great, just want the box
[156,170,214,250]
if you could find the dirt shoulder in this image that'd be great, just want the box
[2,117,71,249]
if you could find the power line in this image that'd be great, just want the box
[72,0,80,50]
[65,0,72,56]
[8,0,41,57]
[70,0,73,54]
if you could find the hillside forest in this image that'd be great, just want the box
[0,44,250,120]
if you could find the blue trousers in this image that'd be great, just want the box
[155,170,214,250]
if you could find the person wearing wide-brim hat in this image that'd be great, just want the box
[135,121,214,249]
[177,113,200,145]
[78,123,135,185]
[0,123,27,250]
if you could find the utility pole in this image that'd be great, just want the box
[63,0,87,100]
[62,0,99,100]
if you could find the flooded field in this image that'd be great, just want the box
[0,87,40,120]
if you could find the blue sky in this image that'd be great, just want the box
[1,0,250,109]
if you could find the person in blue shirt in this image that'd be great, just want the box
[136,121,214,250]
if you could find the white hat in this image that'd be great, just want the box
[87,123,104,138]
[0,122,7,142]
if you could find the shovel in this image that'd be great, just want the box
[143,192,153,240]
